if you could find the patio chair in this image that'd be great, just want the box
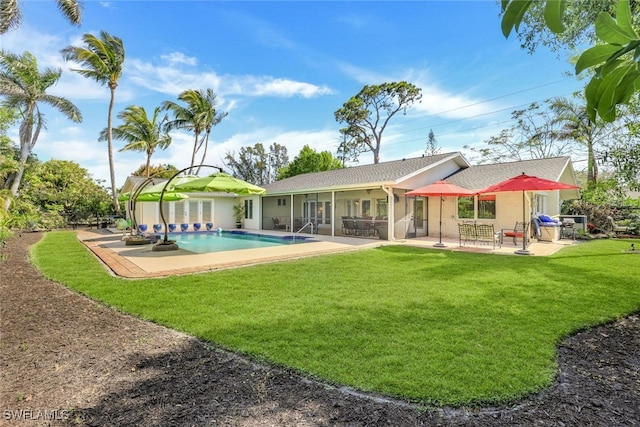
[607,216,629,235]
[374,216,387,239]
[362,216,375,237]
[502,222,527,246]
[458,222,477,246]
[272,217,287,230]
[476,224,500,249]
[353,217,365,236]
[341,216,356,235]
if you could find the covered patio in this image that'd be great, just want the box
[260,154,580,247]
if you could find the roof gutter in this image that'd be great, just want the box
[264,182,395,197]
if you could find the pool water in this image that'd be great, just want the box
[168,230,312,254]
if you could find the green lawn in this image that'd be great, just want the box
[31,231,640,406]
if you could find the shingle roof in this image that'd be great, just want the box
[121,176,168,193]
[445,156,573,191]
[262,152,467,194]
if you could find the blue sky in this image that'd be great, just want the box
[2,0,585,187]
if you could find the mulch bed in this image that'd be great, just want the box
[1,231,639,426]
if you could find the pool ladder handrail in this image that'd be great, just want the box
[294,221,314,236]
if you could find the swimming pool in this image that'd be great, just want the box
[168,230,313,254]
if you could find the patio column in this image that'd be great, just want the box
[331,191,336,237]
[382,185,394,240]
[289,193,294,232]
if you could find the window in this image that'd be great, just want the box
[361,200,371,217]
[277,198,287,206]
[535,194,546,214]
[202,200,212,223]
[458,196,474,219]
[478,195,496,219]
[244,199,253,219]
[176,202,189,223]
[188,200,199,223]
[345,199,358,217]
[376,198,388,217]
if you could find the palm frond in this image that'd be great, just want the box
[56,0,82,26]
[41,94,82,123]
[112,104,172,157]
[61,30,125,87]
[0,0,20,34]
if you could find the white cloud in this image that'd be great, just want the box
[0,25,138,103]
[127,56,333,100]
[335,61,390,86]
[127,58,222,96]
[407,68,512,123]
[243,77,333,98]
[197,127,340,169]
[51,73,110,100]
[332,64,502,121]
[413,84,500,120]
[160,52,198,66]
[0,24,64,66]
[42,140,103,164]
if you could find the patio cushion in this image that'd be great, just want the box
[539,214,555,223]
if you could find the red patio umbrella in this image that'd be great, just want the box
[479,173,579,255]
[406,180,475,248]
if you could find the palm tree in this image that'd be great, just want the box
[1,0,82,34]
[0,50,82,210]
[194,90,227,174]
[103,105,171,177]
[162,89,226,174]
[550,97,618,187]
[61,31,125,214]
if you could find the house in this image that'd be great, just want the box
[122,152,579,240]
[260,152,579,240]
[119,175,262,232]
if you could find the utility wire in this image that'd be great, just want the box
[401,77,576,125]
[391,91,578,146]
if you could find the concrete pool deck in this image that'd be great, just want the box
[78,229,383,278]
[77,228,576,279]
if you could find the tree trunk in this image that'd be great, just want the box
[371,133,381,164]
[145,152,152,177]
[372,149,380,164]
[189,132,199,173]
[107,87,121,215]
[5,105,36,211]
[196,132,210,175]
[586,137,597,187]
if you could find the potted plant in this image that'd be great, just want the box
[233,202,245,229]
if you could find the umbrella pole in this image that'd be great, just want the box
[434,196,446,248]
[152,164,226,252]
[159,197,169,243]
[153,169,187,251]
[515,190,533,255]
